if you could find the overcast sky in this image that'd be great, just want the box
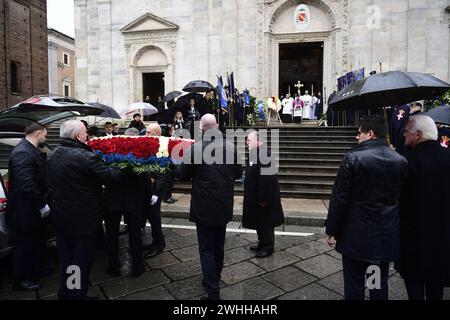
[47,0,75,37]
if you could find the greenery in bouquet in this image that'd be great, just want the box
[424,89,450,111]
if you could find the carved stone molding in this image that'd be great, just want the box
[341,0,350,73]
[268,0,337,33]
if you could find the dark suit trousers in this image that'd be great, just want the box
[256,227,274,252]
[105,210,143,270]
[13,228,45,282]
[145,202,165,246]
[196,224,226,299]
[55,232,97,300]
[162,172,174,201]
[342,256,389,300]
[404,279,444,300]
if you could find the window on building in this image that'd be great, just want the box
[10,61,21,94]
[63,80,72,97]
[63,52,70,66]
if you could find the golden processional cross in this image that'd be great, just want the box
[295,81,304,96]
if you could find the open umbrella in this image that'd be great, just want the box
[182,80,214,93]
[424,105,450,125]
[121,102,158,117]
[163,91,182,103]
[329,71,450,110]
[86,102,122,119]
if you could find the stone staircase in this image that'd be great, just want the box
[173,125,358,199]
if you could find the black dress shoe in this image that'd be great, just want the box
[163,198,176,204]
[255,250,273,258]
[13,281,42,291]
[133,264,145,278]
[145,243,165,258]
[250,245,261,251]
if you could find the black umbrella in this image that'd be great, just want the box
[164,93,203,121]
[163,91,182,103]
[329,71,450,110]
[424,105,450,125]
[86,102,122,119]
[182,80,214,93]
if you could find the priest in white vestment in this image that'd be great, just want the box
[302,91,313,120]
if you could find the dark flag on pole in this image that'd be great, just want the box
[217,76,228,110]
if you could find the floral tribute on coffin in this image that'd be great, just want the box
[88,136,194,175]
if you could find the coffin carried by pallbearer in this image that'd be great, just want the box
[88,135,194,175]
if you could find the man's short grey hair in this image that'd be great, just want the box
[60,120,84,139]
[124,127,139,136]
[409,115,438,141]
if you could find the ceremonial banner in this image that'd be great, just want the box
[217,76,228,109]
[337,76,347,91]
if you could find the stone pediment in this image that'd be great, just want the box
[120,13,179,34]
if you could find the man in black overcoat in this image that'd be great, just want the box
[47,120,121,300]
[181,114,242,300]
[6,123,50,291]
[242,131,284,258]
[324,115,408,300]
[396,115,450,300]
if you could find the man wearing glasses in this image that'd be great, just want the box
[324,115,408,300]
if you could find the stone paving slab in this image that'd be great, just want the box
[277,283,343,300]
[162,258,203,281]
[295,254,342,278]
[221,261,266,285]
[145,252,180,270]
[164,274,208,300]
[262,266,317,292]
[249,251,299,272]
[285,241,332,260]
[101,270,170,299]
[223,247,255,266]
[118,286,175,300]
[220,277,285,300]
[171,244,200,261]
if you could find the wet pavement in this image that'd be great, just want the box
[1,218,448,300]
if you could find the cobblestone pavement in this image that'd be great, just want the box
[0,218,449,300]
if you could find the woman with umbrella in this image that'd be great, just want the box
[128,113,146,132]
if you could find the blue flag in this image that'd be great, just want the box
[355,68,365,81]
[244,89,250,106]
[218,76,228,109]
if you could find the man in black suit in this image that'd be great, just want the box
[101,122,118,137]
[143,123,166,258]
[242,131,284,258]
[47,120,120,300]
[6,123,50,291]
[104,128,149,278]
[182,114,242,300]
[325,116,408,300]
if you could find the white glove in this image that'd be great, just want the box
[151,195,158,206]
[40,204,50,218]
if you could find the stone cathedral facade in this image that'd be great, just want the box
[74,0,450,109]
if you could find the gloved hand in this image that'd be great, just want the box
[151,195,159,206]
[40,204,50,218]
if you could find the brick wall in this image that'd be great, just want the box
[0,0,48,111]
